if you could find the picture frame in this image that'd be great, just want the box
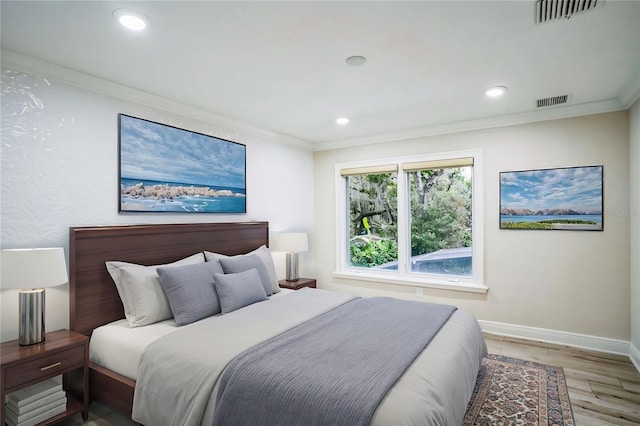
[500,165,603,230]
[118,114,246,213]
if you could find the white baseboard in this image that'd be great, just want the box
[479,320,631,358]
[631,342,640,373]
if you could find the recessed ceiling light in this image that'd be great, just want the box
[486,86,507,98]
[336,117,350,125]
[346,56,367,66]
[113,9,150,31]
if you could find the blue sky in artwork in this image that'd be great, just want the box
[120,115,245,189]
[500,166,602,213]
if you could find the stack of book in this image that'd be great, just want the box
[4,379,67,426]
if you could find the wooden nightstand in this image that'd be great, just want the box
[278,278,317,290]
[1,329,89,425]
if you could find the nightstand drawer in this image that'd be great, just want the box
[5,345,85,389]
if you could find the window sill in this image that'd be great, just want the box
[332,271,489,294]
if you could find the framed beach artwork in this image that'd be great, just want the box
[500,165,603,230]
[118,114,246,213]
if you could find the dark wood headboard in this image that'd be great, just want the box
[69,222,269,336]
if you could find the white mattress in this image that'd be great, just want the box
[89,289,295,380]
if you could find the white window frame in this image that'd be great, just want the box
[333,149,487,294]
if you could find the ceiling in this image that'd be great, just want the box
[1,1,639,150]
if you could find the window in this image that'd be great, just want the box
[342,165,398,269]
[405,157,473,277]
[335,150,485,293]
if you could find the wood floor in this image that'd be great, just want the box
[485,333,640,426]
[57,333,640,425]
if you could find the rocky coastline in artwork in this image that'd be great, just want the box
[121,182,245,200]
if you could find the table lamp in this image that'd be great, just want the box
[274,233,308,282]
[1,247,68,345]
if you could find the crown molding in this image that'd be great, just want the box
[0,49,313,150]
[313,99,628,152]
[621,79,640,109]
[619,66,640,108]
[3,49,634,153]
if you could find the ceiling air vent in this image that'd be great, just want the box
[535,0,601,24]
[536,95,569,108]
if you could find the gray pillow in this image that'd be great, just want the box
[219,254,273,296]
[205,245,279,294]
[157,261,223,326]
[214,269,268,314]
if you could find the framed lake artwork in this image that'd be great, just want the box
[118,114,246,213]
[500,165,603,230]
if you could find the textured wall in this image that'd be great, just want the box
[0,66,315,342]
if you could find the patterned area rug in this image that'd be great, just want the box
[464,354,575,425]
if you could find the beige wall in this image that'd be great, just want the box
[630,99,640,360]
[314,112,630,340]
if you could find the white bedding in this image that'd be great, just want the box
[89,289,295,380]
[90,318,177,380]
[125,288,486,426]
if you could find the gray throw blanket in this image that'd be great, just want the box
[212,297,457,426]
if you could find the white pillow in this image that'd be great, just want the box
[204,245,280,294]
[106,253,205,327]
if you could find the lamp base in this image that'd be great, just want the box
[18,288,45,345]
[285,252,300,282]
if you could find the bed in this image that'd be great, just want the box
[68,222,487,426]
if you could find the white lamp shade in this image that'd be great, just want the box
[1,247,68,289]
[274,233,308,253]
